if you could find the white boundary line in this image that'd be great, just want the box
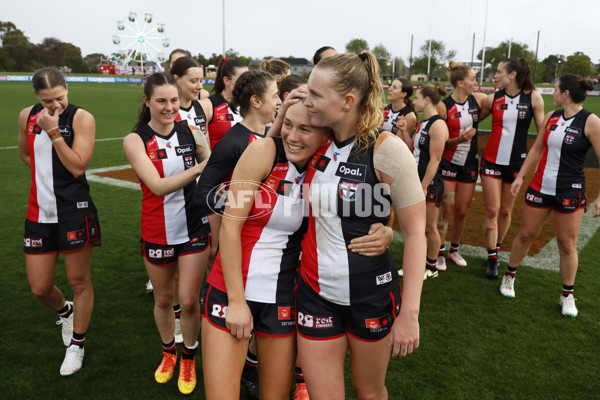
[396,201,599,271]
[87,165,139,191]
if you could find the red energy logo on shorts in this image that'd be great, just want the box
[278,306,292,320]
[365,318,381,329]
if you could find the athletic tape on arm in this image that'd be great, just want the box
[374,135,425,209]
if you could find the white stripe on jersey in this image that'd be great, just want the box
[541,117,571,195]
[308,142,353,305]
[413,120,431,165]
[155,134,190,244]
[34,130,58,223]
[497,94,521,165]
[245,165,306,302]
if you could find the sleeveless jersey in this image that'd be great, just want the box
[530,109,592,196]
[413,114,444,181]
[175,100,208,140]
[207,137,307,303]
[482,89,533,166]
[442,95,480,166]
[382,104,413,134]
[195,124,267,214]
[25,103,96,223]
[135,121,205,245]
[207,93,242,150]
[300,136,398,306]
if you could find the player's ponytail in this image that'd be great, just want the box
[317,51,384,153]
[558,74,594,103]
[133,72,177,131]
[213,58,246,95]
[397,77,415,111]
[503,58,534,92]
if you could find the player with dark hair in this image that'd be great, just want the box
[18,67,101,376]
[124,72,211,395]
[499,74,600,319]
[312,46,337,65]
[397,84,449,279]
[383,77,417,136]
[479,58,545,279]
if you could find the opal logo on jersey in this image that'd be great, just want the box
[175,145,194,156]
[516,104,529,110]
[565,126,582,136]
[211,304,228,319]
[59,127,72,137]
[194,117,206,126]
[336,162,366,182]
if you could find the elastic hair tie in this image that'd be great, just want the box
[358,53,368,62]
[220,57,229,65]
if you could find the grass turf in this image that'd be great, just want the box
[1,81,599,399]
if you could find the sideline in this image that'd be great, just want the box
[87,164,139,190]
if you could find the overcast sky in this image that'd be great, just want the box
[3,0,599,65]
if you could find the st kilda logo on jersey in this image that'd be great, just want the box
[183,155,194,169]
[338,180,358,201]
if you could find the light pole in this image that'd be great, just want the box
[554,60,562,82]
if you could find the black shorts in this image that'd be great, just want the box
[140,224,211,266]
[426,175,444,208]
[440,158,478,183]
[524,187,587,214]
[295,276,401,341]
[23,213,101,254]
[480,158,521,184]
[200,284,296,337]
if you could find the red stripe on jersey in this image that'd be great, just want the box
[442,104,460,162]
[141,137,167,243]
[530,115,560,192]
[485,95,506,163]
[26,112,40,221]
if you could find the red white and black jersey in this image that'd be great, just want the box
[207,93,242,150]
[483,89,533,166]
[207,137,307,303]
[25,103,97,223]
[382,104,413,134]
[530,109,592,196]
[413,114,444,181]
[442,95,480,166]
[300,136,397,306]
[175,100,208,140]
[195,123,267,214]
[135,121,205,245]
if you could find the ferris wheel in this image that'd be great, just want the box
[112,12,170,72]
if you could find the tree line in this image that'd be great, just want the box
[1,20,597,84]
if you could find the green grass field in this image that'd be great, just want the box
[1,81,600,399]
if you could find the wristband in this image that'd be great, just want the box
[46,128,61,141]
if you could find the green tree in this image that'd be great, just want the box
[371,43,391,75]
[411,39,456,79]
[541,54,565,83]
[560,52,596,77]
[1,29,35,71]
[345,38,369,54]
[84,53,107,73]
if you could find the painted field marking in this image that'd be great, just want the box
[87,165,139,190]
[0,136,124,150]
